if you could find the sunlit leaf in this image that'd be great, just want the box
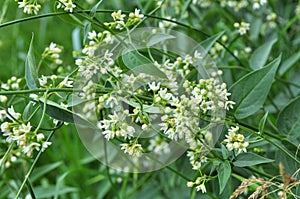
[230,56,281,119]
[277,96,300,139]
[250,38,277,70]
[233,153,274,167]
[25,33,39,90]
[218,160,231,194]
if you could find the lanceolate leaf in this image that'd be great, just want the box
[122,50,167,78]
[218,160,231,194]
[230,56,281,119]
[250,38,277,70]
[90,0,104,18]
[278,51,300,76]
[146,33,175,47]
[25,33,39,90]
[233,152,274,167]
[258,112,268,133]
[199,31,225,55]
[40,98,95,128]
[277,96,300,139]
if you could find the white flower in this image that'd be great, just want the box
[129,8,144,20]
[1,122,10,133]
[106,96,119,108]
[234,22,250,35]
[19,122,32,133]
[59,76,73,88]
[0,95,7,103]
[158,88,173,101]
[111,10,126,21]
[49,42,62,53]
[102,130,115,140]
[196,184,206,193]
[23,142,41,157]
[39,75,48,87]
[37,133,45,141]
[88,30,97,40]
[41,142,52,152]
[7,106,21,120]
[64,1,76,12]
[141,124,148,130]
[148,82,161,92]
[187,181,194,187]
[0,110,7,121]
[29,94,39,101]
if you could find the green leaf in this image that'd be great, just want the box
[279,51,300,76]
[259,112,268,133]
[277,96,300,139]
[221,144,229,160]
[200,31,225,54]
[25,33,39,90]
[122,50,167,78]
[250,38,277,70]
[230,56,281,119]
[40,98,95,127]
[233,152,274,167]
[22,102,35,121]
[146,33,175,47]
[83,22,91,45]
[90,0,104,18]
[218,160,231,194]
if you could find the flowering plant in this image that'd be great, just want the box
[1,0,300,198]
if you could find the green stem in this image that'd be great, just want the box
[0,141,15,168]
[0,88,79,95]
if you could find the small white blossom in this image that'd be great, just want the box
[39,75,48,87]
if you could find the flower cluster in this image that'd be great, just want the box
[234,22,250,35]
[187,175,207,193]
[42,42,63,65]
[104,9,144,30]
[80,31,114,57]
[17,0,41,15]
[0,106,51,167]
[1,76,22,90]
[223,126,249,154]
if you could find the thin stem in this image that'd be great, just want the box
[0,141,15,168]
[0,88,79,95]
